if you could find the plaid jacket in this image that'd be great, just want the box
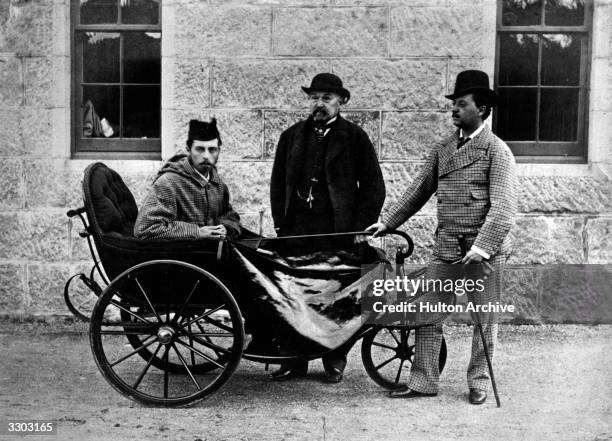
[383,124,517,260]
[134,155,241,239]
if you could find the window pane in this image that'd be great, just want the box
[124,32,161,84]
[540,88,579,141]
[497,88,537,141]
[83,86,120,138]
[499,34,539,85]
[545,0,584,25]
[82,33,120,83]
[501,0,542,26]
[122,0,159,24]
[80,0,117,24]
[541,34,581,85]
[123,86,160,138]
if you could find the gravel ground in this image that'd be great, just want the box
[0,322,611,441]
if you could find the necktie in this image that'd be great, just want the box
[457,136,469,149]
[313,125,327,141]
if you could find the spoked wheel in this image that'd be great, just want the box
[90,260,244,407]
[120,308,227,374]
[361,327,447,390]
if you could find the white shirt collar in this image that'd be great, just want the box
[460,123,485,140]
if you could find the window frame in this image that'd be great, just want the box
[71,0,162,159]
[493,0,593,163]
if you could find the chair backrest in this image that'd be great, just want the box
[83,162,139,238]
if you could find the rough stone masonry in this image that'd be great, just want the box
[0,0,611,322]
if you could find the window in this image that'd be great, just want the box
[72,0,161,158]
[494,0,592,161]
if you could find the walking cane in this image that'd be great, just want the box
[477,321,501,407]
[458,235,501,407]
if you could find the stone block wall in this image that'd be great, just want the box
[0,0,611,323]
[162,0,498,238]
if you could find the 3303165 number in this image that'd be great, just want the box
[1,420,57,435]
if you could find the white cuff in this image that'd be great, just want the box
[470,245,490,260]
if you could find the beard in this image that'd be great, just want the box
[189,156,214,176]
[312,107,329,121]
[198,161,214,175]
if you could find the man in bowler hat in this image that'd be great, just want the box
[135,118,241,239]
[269,73,386,383]
[367,70,518,404]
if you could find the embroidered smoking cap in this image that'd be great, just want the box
[188,118,222,144]
[302,73,350,102]
[445,70,497,106]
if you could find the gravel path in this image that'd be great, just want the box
[1,323,611,441]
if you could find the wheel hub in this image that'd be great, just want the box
[397,345,414,360]
[157,326,175,345]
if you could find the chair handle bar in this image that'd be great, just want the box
[67,206,86,218]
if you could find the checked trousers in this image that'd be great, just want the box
[406,254,505,394]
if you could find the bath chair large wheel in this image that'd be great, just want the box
[89,260,244,407]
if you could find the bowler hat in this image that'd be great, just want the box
[188,118,222,145]
[302,73,350,102]
[445,70,497,106]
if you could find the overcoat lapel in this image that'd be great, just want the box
[325,116,349,167]
[285,122,308,202]
[438,125,492,177]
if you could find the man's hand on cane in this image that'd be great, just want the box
[461,249,493,279]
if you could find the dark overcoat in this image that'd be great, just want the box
[270,115,385,234]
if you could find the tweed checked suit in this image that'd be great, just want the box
[383,124,518,393]
[134,155,241,239]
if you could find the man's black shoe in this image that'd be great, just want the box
[388,386,437,398]
[269,364,308,381]
[469,388,487,405]
[323,367,343,384]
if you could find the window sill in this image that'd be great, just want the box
[71,151,161,161]
[516,162,606,177]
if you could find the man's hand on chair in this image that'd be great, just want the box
[198,225,227,239]
[365,222,388,237]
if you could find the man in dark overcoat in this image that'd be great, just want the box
[368,70,518,405]
[269,73,386,383]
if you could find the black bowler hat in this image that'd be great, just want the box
[188,118,222,145]
[445,70,497,106]
[302,73,350,102]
